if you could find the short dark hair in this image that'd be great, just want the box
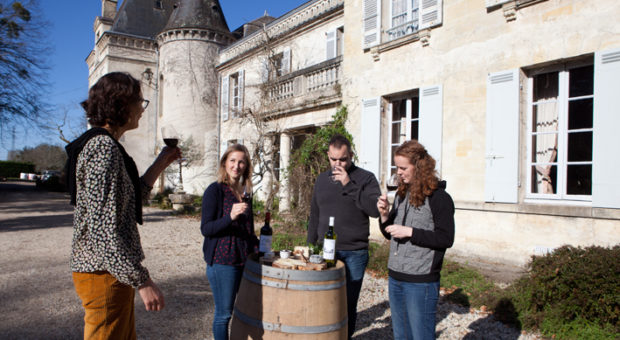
[328,133,351,151]
[81,72,142,128]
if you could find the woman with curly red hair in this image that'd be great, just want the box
[377,140,455,340]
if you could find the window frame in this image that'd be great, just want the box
[229,72,240,117]
[387,0,420,42]
[525,59,594,202]
[386,92,420,178]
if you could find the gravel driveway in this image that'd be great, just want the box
[0,181,540,339]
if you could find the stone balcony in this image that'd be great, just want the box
[265,56,342,116]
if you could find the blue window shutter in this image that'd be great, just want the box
[593,48,620,208]
[485,69,520,203]
[360,98,382,179]
[419,85,443,176]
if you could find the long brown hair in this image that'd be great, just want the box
[217,144,253,192]
[395,140,438,207]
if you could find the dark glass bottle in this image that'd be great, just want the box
[259,211,273,257]
[323,216,337,267]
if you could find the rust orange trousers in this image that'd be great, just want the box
[72,271,136,340]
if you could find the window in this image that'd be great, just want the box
[221,70,244,121]
[363,0,442,48]
[326,27,345,60]
[486,49,620,208]
[230,73,240,116]
[269,49,290,80]
[154,1,163,9]
[527,62,593,199]
[388,0,419,41]
[388,95,419,175]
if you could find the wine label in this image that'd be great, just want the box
[323,239,336,260]
[259,235,272,253]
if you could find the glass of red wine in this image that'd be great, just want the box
[386,173,399,205]
[161,126,179,148]
[161,126,183,191]
[386,173,399,192]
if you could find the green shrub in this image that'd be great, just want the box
[271,230,306,252]
[0,161,35,178]
[367,241,389,277]
[512,245,619,337]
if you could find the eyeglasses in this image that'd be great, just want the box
[141,99,150,109]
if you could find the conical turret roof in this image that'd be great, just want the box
[162,0,231,35]
[111,0,175,39]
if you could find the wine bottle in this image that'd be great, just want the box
[259,211,273,257]
[323,216,337,267]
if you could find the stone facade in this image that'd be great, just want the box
[89,0,620,265]
[342,0,620,266]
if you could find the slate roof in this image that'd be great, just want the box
[111,0,176,39]
[162,0,231,36]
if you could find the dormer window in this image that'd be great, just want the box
[154,1,163,9]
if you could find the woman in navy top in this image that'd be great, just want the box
[200,144,258,340]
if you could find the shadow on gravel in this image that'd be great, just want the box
[135,274,214,339]
[0,212,74,232]
[0,274,214,340]
[462,315,521,340]
[353,301,392,339]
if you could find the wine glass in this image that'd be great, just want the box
[161,126,179,148]
[386,173,399,204]
[386,173,399,192]
[161,125,183,192]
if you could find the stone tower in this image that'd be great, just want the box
[88,0,174,184]
[156,0,235,193]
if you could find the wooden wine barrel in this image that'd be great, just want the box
[230,255,347,340]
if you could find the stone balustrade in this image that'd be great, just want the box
[268,56,342,103]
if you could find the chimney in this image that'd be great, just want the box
[102,0,118,19]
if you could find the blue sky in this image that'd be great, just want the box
[0,0,307,160]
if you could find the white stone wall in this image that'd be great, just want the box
[158,38,220,194]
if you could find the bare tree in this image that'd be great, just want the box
[0,0,50,125]
[233,26,296,212]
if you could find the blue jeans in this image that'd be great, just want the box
[336,249,369,339]
[388,278,439,340]
[206,264,244,340]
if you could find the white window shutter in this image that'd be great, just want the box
[485,69,519,203]
[238,69,245,114]
[221,75,229,121]
[220,140,227,161]
[360,98,382,179]
[593,48,620,208]
[362,0,381,49]
[326,29,337,60]
[260,57,269,82]
[420,0,443,30]
[419,85,443,175]
[282,48,291,74]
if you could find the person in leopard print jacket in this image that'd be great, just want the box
[66,72,181,339]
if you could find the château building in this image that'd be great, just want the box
[88,0,620,266]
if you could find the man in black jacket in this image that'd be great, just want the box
[307,134,381,339]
